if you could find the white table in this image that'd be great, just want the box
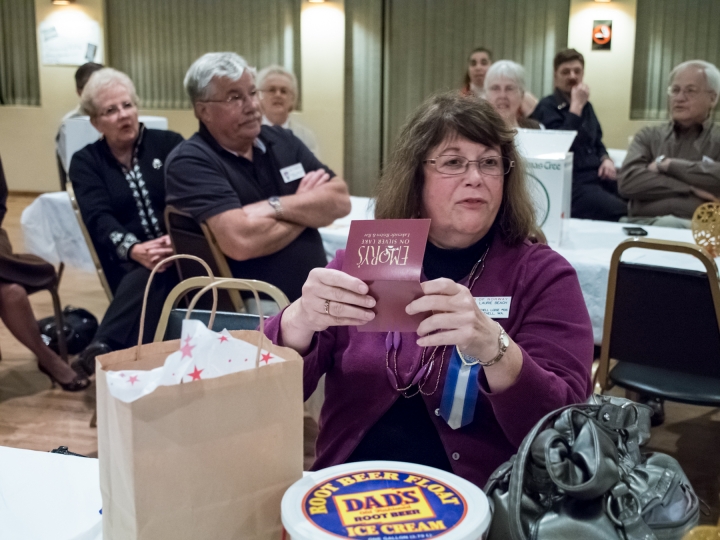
[22,193,711,344]
[21,192,95,273]
[0,445,102,540]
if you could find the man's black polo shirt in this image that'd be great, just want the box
[530,88,609,175]
[165,124,331,301]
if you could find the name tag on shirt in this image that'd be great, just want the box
[475,297,512,319]
[280,163,306,183]
[703,155,715,164]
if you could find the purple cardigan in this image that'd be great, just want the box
[263,234,593,487]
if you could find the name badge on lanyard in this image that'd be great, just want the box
[280,163,306,183]
[475,297,511,319]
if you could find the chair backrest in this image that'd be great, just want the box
[160,309,261,341]
[598,238,720,387]
[153,276,290,342]
[66,181,114,301]
[164,205,243,312]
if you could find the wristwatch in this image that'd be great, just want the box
[457,323,510,367]
[655,155,666,170]
[267,196,284,220]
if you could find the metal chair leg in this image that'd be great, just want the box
[49,285,68,362]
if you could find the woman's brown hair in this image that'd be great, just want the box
[374,91,540,246]
[462,47,493,89]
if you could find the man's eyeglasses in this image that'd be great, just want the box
[202,90,258,106]
[423,155,514,176]
[100,101,136,118]
[667,86,715,99]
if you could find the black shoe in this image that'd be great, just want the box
[72,342,111,377]
[38,363,91,392]
[641,396,666,427]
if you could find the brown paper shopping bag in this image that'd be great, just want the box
[96,256,304,540]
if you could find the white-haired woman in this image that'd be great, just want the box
[256,65,320,156]
[69,68,184,376]
[485,60,542,129]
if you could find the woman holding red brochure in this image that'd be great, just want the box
[263,92,593,488]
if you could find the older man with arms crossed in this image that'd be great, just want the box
[166,53,350,302]
[618,60,720,228]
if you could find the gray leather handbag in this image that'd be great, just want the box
[484,395,699,540]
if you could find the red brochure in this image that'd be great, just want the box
[342,219,431,332]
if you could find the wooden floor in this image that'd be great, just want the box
[1,194,718,523]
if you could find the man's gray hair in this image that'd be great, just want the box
[256,64,298,107]
[670,60,720,97]
[80,68,139,117]
[184,52,257,104]
[484,60,527,94]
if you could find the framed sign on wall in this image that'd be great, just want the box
[592,20,612,50]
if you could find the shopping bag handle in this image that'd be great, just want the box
[186,278,267,367]
[136,254,217,355]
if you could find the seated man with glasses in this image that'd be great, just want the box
[618,60,720,228]
[257,65,321,157]
[165,52,351,302]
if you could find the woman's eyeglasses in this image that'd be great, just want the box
[423,155,514,176]
[99,101,136,118]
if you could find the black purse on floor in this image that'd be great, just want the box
[484,394,699,540]
[38,306,98,355]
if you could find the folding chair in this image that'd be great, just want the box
[66,181,113,301]
[597,238,720,407]
[164,206,244,313]
[153,276,289,342]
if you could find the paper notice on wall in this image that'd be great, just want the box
[39,11,102,66]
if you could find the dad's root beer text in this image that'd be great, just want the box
[303,470,466,538]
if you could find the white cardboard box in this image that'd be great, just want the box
[515,129,576,245]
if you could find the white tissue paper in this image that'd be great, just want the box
[106,319,284,403]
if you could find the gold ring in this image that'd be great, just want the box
[324,299,330,314]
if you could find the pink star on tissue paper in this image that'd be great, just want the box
[219,335,228,343]
[180,339,195,359]
[128,375,139,386]
[260,352,273,364]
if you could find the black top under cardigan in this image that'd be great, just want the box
[69,127,184,292]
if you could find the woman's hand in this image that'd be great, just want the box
[280,268,375,353]
[406,278,523,392]
[129,235,174,271]
[406,278,498,358]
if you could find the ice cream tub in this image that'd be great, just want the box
[281,461,491,540]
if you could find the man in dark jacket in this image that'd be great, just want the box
[531,49,626,221]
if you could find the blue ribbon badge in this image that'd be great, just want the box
[439,347,480,429]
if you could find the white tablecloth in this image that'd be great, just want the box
[21,193,712,344]
[20,192,95,273]
[0,445,102,540]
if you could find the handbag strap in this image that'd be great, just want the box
[507,404,575,540]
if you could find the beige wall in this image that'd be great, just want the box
[292,1,345,175]
[0,0,104,192]
[0,0,345,193]
[568,0,663,150]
